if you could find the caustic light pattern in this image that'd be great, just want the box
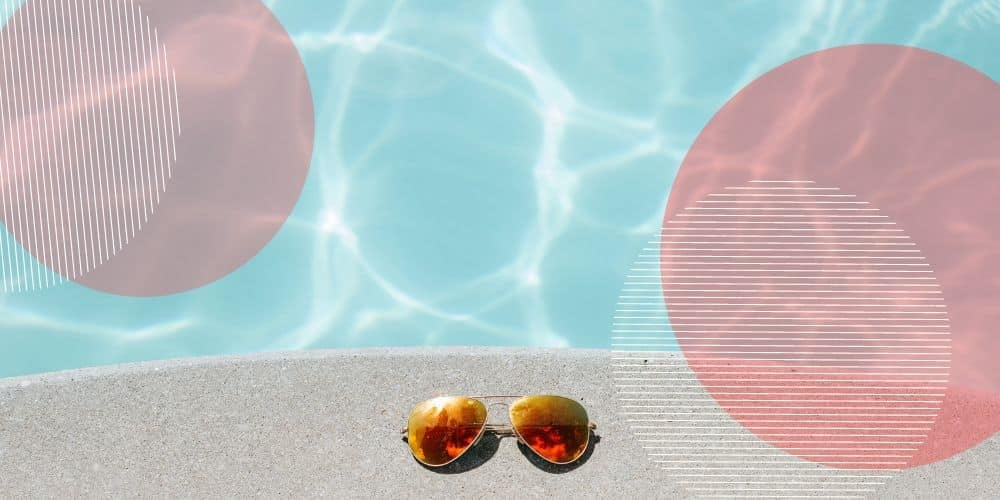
[614,44,1000,496]
[0,0,314,296]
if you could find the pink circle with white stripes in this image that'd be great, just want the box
[662,180,949,471]
[0,0,314,296]
[663,44,1000,469]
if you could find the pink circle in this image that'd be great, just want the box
[665,45,1000,468]
[0,0,314,296]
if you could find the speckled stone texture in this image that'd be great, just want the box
[0,348,996,498]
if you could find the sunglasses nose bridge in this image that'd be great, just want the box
[484,401,511,423]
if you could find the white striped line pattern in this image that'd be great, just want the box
[613,180,950,498]
[0,0,180,291]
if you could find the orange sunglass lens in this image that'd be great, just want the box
[407,396,487,466]
[510,395,590,464]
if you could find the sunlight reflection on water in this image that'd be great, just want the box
[0,0,997,377]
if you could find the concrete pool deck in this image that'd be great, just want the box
[0,347,996,498]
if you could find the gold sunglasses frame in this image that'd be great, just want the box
[400,394,598,467]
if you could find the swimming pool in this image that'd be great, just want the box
[1,0,997,377]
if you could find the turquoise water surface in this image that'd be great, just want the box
[1,0,998,377]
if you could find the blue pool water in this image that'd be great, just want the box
[1,0,998,377]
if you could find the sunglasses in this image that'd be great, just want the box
[400,395,597,467]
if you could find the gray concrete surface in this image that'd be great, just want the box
[0,347,996,498]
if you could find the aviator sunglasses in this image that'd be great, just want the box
[401,395,597,467]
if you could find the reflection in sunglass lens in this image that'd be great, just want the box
[510,395,590,464]
[407,396,487,466]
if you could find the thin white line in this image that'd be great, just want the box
[171,68,179,136]
[633,414,937,419]
[624,303,945,307]
[97,0,123,259]
[623,410,936,414]
[655,268,933,273]
[23,1,49,289]
[159,41,177,165]
[697,200,865,204]
[651,453,913,457]
[154,28,173,180]
[94,0,117,263]
[86,0,111,265]
[661,228,903,232]
[667,473,892,478]
[115,2,141,244]
[725,186,839,190]
[647,445,915,450]
[27,0,49,287]
[146,24,170,204]
[669,221,896,225]
[89,0,110,264]
[0,0,16,291]
[636,275,936,280]
[100,0,125,257]
[613,331,950,335]
[74,0,99,275]
[684,488,877,492]
[681,357,949,362]
[707,194,854,198]
[612,378,948,382]
[659,296,944,300]
[636,430,929,435]
[677,214,888,218]
[631,309,946,314]
[612,362,950,368]
[18,2,44,290]
[65,0,90,277]
[138,9,160,217]
[36,0,66,283]
[626,397,942,403]
[44,0,72,279]
[614,370,949,375]
[68,0,97,274]
[612,344,949,350]
[631,338,950,343]
[636,419,934,425]
[59,0,81,278]
[685,207,881,211]
[659,241,917,245]
[613,345,951,353]
[662,316,947,321]
[664,234,910,238]
[633,419,940,427]
[132,2,153,224]
[30,2,59,287]
[748,180,816,183]
[660,256,926,260]
[657,249,923,253]
[656,251,923,255]
[626,405,943,410]
[624,399,943,404]
[638,291,943,296]
[662,262,930,266]
[655,283,938,287]
[625,321,948,326]
[119,0,141,230]
[615,378,949,384]
[675,480,885,484]
[648,440,920,444]
[692,494,868,498]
